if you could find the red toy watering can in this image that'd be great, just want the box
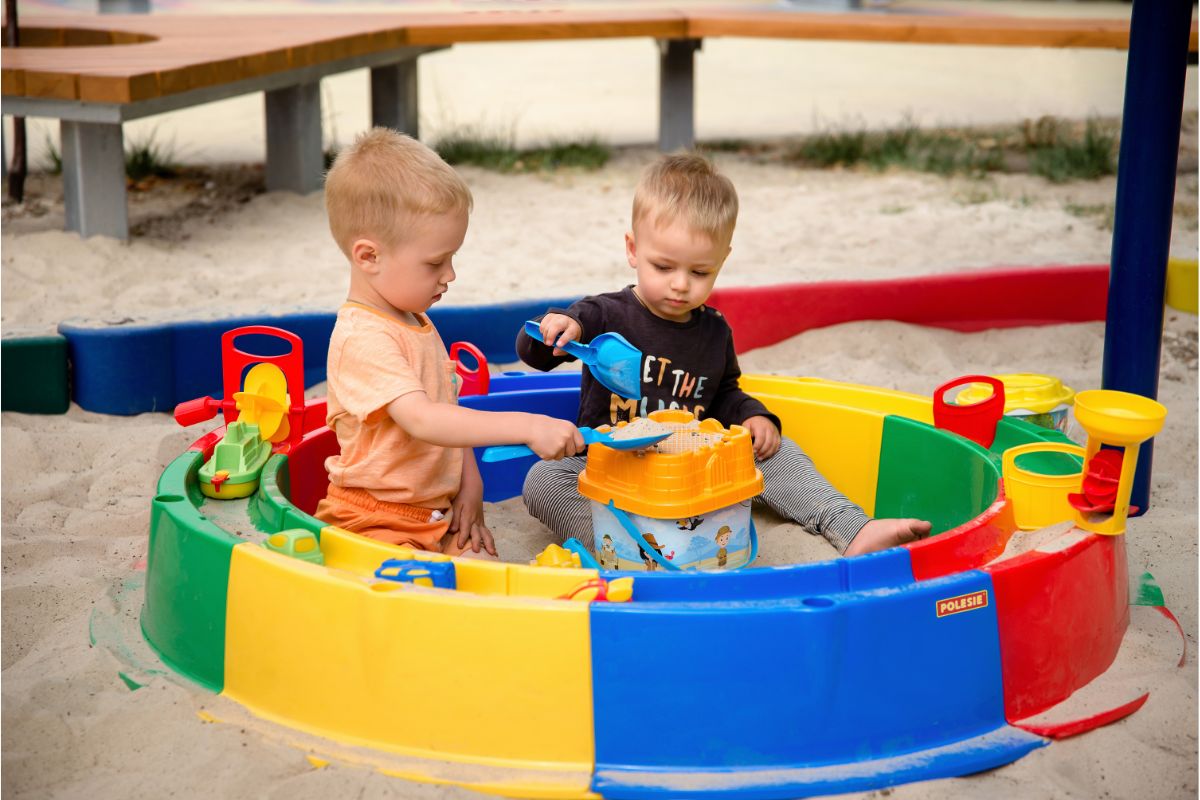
[933,375,1005,448]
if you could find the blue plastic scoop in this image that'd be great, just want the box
[481,426,671,463]
[524,320,642,401]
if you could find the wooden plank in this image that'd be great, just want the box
[78,70,158,103]
[22,69,78,100]
[1,68,25,96]
[685,11,1138,50]
[397,11,687,46]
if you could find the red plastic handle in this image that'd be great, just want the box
[450,341,489,397]
[173,396,225,427]
[933,375,1005,448]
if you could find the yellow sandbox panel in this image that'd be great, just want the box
[320,525,600,599]
[743,389,886,516]
[742,375,934,424]
[224,544,595,773]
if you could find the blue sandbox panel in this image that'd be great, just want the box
[461,385,581,503]
[592,726,1046,799]
[625,547,913,601]
[590,569,1010,796]
[60,298,579,415]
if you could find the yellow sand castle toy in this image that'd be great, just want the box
[578,409,763,571]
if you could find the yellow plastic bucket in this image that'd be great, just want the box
[1002,442,1085,530]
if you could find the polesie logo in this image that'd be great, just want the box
[936,589,989,618]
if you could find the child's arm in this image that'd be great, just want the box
[388,391,584,459]
[516,298,607,370]
[706,336,783,459]
[448,451,496,556]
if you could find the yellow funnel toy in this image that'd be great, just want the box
[1070,389,1167,535]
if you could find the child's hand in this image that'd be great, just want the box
[449,471,497,556]
[526,415,586,460]
[742,415,781,460]
[539,313,582,357]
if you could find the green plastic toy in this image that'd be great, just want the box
[262,529,325,565]
[198,420,272,499]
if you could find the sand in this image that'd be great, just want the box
[2,14,1199,796]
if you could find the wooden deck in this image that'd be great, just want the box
[2,6,1194,240]
[3,8,1192,105]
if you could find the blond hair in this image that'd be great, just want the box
[324,128,473,256]
[632,154,738,246]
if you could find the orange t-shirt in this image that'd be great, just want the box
[324,303,462,509]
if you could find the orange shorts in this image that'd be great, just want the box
[315,484,468,554]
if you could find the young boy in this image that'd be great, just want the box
[315,128,585,557]
[517,153,931,557]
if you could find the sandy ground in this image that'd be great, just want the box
[2,148,1197,797]
[2,5,1199,796]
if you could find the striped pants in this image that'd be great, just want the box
[521,436,870,555]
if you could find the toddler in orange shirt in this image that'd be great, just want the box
[314,129,584,557]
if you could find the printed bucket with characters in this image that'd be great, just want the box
[578,410,763,572]
[956,373,1076,434]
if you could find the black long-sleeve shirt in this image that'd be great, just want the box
[516,286,781,432]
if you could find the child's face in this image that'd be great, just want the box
[355,210,467,316]
[625,216,729,322]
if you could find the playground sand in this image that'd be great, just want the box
[3,155,1198,797]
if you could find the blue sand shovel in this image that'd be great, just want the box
[482,426,672,463]
[524,321,642,401]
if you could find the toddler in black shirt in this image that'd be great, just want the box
[518,154,930,557]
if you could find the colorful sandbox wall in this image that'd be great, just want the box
[142,369,1133,798]
[4,265,1117,415]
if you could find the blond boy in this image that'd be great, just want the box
[518,153,930,557]
[316,128,584,556]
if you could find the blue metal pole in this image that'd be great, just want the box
[1102,0,1192,514]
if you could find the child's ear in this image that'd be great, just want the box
[624,232,638,269]
[350,238,381,274]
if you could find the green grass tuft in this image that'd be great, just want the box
[435,130,609,173]
[124,130,178,181]
[44,135,62,175]
[1028,119,1117,183]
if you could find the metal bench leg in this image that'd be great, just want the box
[371,60,419,139]
[61,120,129,240]
[264,81,323,194]
[658,38,701,152]
[98,0,151,12]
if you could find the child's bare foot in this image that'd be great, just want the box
[844,518,932,557]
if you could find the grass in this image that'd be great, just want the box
[125,133,179,181]
[1027,119,1117,183]
[41,129,179,181]
[789,122,1004,176]
[434,129,610,172]
[787,116,1117,181]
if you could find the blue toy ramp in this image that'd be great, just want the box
[592,726,1046,799]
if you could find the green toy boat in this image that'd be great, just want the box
[199,420,272,499]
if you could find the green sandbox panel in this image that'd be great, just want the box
[141,451,241,692]
[875,416,1001,535]
[990,417,1082,476]
[1,336,70,414]
[251,454,326,537]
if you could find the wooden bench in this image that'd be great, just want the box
[2,8,1194,240]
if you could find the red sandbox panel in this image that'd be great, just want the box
[708,264,1109,353]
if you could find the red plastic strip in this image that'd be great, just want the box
[1016,694,1149,740]
[707,264,1108,353]
[1154,605,1188,667]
